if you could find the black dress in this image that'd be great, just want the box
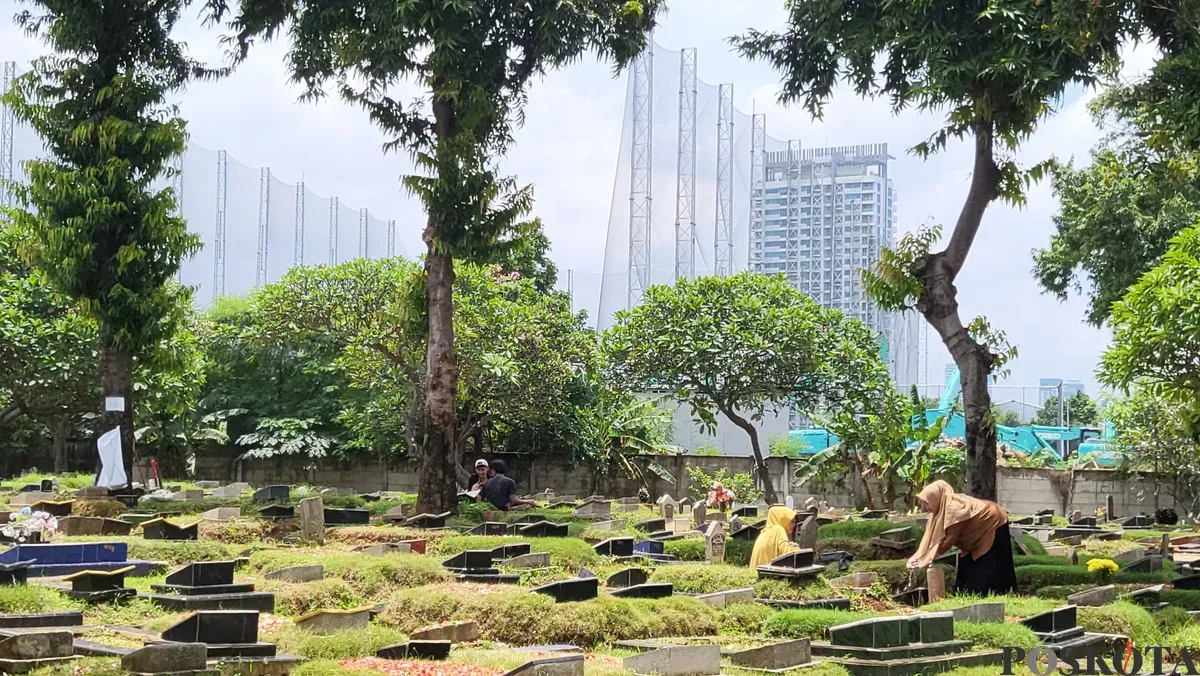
[954,523,1016,595]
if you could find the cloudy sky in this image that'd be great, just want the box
[1,1,1159,400]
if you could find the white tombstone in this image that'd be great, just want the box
[706,520,726,565]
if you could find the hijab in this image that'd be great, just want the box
[749,506,799,568]
[910,480,990,568]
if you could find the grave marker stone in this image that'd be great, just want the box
[297,497,325,544]
[623,645,720,676]
[212,483,250,498]
[796,515,818,551]
[0,631,76,672]
[1107,495,1116,521]
[1067,585,1116,607]
[356,542,412,556]
[294,607,372,634]
[609,582,673,599]
[502,654,585,676]
[729,639,812,670]
[951,602,1005,623]
[705,520,726,565]
[593,537,634,557]
[122,643,207,676]
[504,553,551,569]
[56,516,133,537]
[605,568,648,589]
[692,502,706,528]
[141,518,198,541]
[926,567,946,602]
[531,577,598,603]
[694,587,754,609]
[656,495,678,519]
[63,565,136,602]
[376,641,452,661]
[264,565,324,583]
[252,485,289,502]
[200,508,239,522]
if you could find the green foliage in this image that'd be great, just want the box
[382,586,715,647]
[762,609,869,640]
[686,467,760,505]
[818,520,907,542]
[264,579,364,617]
[1034,392,1099,427]
[125,540,230,565]
[1108,390,1200,505]
[718,603,776,636]
[662,538,705,562]
[648,564,758,594]
[1153,605,1195,633]
[1015,564,1174,591]
[954,622,1039,650]
[1168,623,1200,653]
[922,594,1058,619]
[491,219,559,295]
[580,387,677,482]
[434,535,599,570]
[605,272,887,501]
[237,418,333,460]
[1102,227,1200,435]
[247,550,452,600]
[1161,589,1200,610]
[725,539,754,568]
[769,434,808,458]
[1079,601,1161,647]
[693,444,720,456]
[1017,536,1047,557]
[1013,555,1073,568]
[267,624,408,660]
[0,582,70,613]
[860,226,942,313]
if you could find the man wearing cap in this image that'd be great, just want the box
[471,459,490,493]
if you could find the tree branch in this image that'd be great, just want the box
[942,123,1001,277]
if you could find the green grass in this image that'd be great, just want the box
[290,660,372,676]
[953,621,1039,650]
[266,623,408,659]
[648,564,757,594]
[1017,534,1047,556]
[1015,563,1175,592]
[247,549,451,601]
[2,471,96,492]
[1079,601,1161,646]
[380,584,716,647]
[818,520,923,541]
[23,656,125,676]
[761,609,870,639]
[1168,624,1200,652]
[922,593,1059,618]
[718,603,776,636]
[0,584,71,613]
[1013,555,1072,567]
[1153,605,1194,633]
[663,538,705,561]
[753,579,842,602]
[1162,589,1200,610]
[433,535,599,569]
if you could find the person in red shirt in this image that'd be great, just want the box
[707,481,735,511]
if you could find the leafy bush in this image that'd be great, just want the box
[663,538,705,562]
[954,621,1039,650]
[1168,624,1200,652]
[268,624,407,659]
[726,539,753,567]
[434,535,598,569]
[648,564,757,594]
[1161,589,1200,610]
[761,609,869,639]
[718,603,775,635]
[686,466,760,504]
[753,579,840,602]
[1079,601,1161,646]
[380,584,717,647]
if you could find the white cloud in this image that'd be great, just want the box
[1,1,1156,396]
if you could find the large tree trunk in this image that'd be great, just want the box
[52,415,70,474]
[99,343,135,490]
[914,126,1002,500]
[420,246,461,514]
[721,408,779,505]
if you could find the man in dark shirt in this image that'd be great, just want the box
[479,459,532,511]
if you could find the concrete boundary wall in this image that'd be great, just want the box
[192,452,1187,517]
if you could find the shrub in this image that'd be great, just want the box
[1016,564,1174,591]
[1079,601,1161,646]
[1013,555,1072,568]
[262,579,364,616]
[380,584,717,647]
[819,521,922,542]
[663,538,705,562]
[1161,589,1200,610]
[648,564,757,594]
[726,539,753,567]
[199,520,267,544]
[1033,585,1075,600]
[1153,606,1194,633]
[434,536,598,569]
[268,624,407,659]
[753,579,840,602]
[1017,534,1047,556]
[761,609,869,639]
[718,603,775,635]
[954,621,1039,650]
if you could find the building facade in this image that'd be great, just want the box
[1038,378,1085,406]
[749,143,918,388]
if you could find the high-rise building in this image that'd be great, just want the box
[749,143,917,385]
[1038,378,1085,405]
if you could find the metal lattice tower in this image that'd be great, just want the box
[673,48,697,281]
[294,182,305,266]
[213,150,228,300]
[714,83,733,277]
[786,140,801,284]
[329,197,339,265]
[256,167,270,287]
[359,208,368,258]
[171,153,184,282]
[749,114,766,271]
[0,62,15,210]
[627,41,653,308]
[387,220,396,257]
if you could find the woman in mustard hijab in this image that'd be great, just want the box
[749,506,799,568]
[907,480,1015,595]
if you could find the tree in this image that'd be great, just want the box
[604,272,885,504]
[257,258,598,475]
[206,0,660,513]
[734,0,1184,499]
[1101,226,1200,436]
[992,407,1023,428]
[1033,393,1098,427]
[494,219,559,296]
[1109,389,1200,515]
[1034,92,1200,326]
[2,0,211,486]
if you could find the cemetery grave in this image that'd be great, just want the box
[1,476,1200,675]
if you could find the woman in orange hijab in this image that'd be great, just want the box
[907,480,1015,595]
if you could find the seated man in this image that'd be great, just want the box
[479,459,535,511]
[471,459,490,492]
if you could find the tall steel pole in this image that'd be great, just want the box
[256,167,270,287]
[0,62,13,211]
[674,48,697,280]
[627,40,653,308]
[749,114,766,271]
[714,83,734,276]
[213,150,228,300]
[329,197,339,265]
[387,220,396,258]
[294,182,305,266]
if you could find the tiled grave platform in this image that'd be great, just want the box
[146,561,275,612]
[0,543,163,578]
[1019,605,1126,659]
[813,613,1003,676]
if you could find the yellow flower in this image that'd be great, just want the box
[1087,558,1119,575]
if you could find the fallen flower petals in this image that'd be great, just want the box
[339,658,504,676]
[258,614,293,632]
